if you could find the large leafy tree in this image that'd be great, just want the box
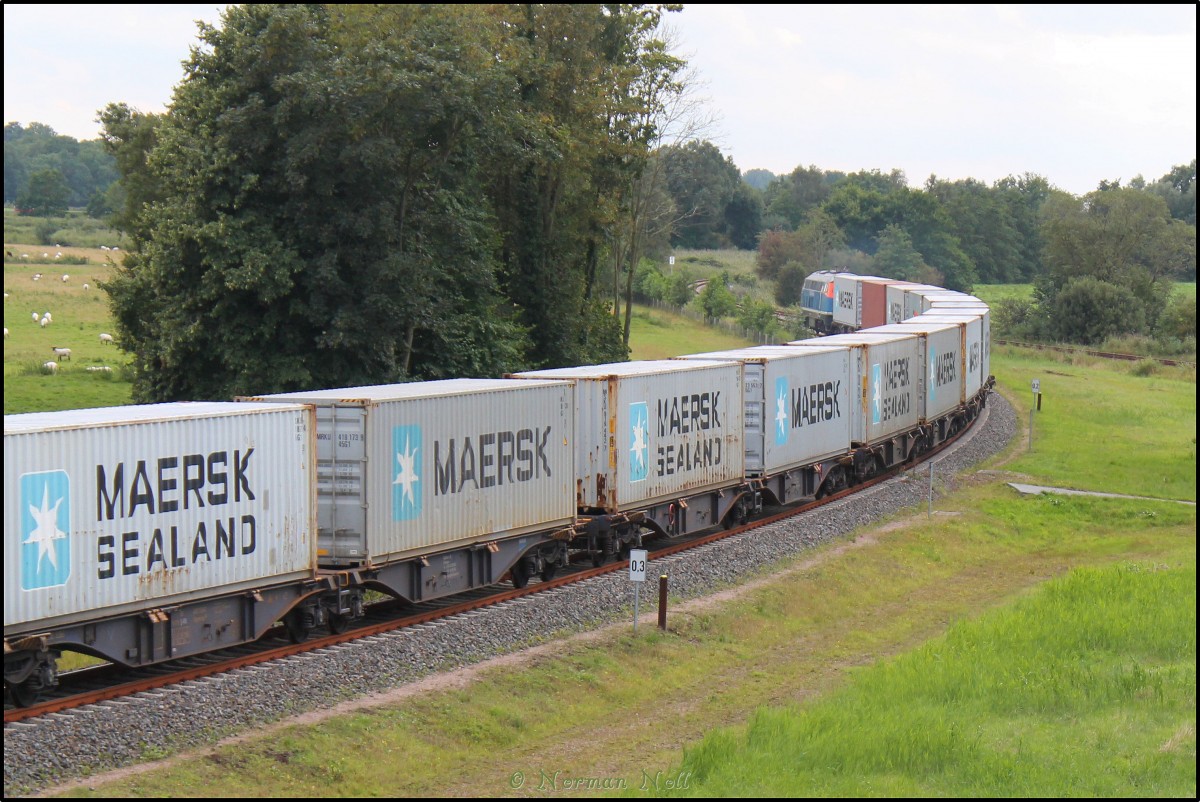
[661,139,742,249]
[1038,185,1190,338]
[483,3,681,368]
[15,168,70,216]
[105,4,527,401]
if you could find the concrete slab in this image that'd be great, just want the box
[1007,483,1195,506]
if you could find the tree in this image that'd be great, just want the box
[661,139,742,249]
[741,168,776,192]
[1047,277,1145,344]
[873,224,933,283]
[104,4,528,401]
[15,168,69,216]
[698,272,737,318]
[483,3,683,367]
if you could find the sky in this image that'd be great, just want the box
[4,4,1195,197]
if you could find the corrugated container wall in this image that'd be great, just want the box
[787,333,922,444]
[510,361,743,511]
[909,313,986,397]
[243,380,575,567]
[859,278,898,326]
[674,346,852,475]
[832,275,891,330]
[902,286,961,320]
[5,402,316,634]
[867,323,965,418]
[916,309,991,389]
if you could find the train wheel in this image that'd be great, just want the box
[285,611,312,644]
[539,562,557,583]
[511,561,531,589]
[7,679,41,708]
[328,614,352,635]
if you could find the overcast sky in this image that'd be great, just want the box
[5,4,1195,197]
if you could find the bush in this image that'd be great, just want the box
[1047,277,1147,345]
[1158,295,1196,341]
[35,219,62,246]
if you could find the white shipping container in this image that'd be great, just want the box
[674,346,852,475]
[867,323,965,418]
[511,361,743,511]
[788,333,922,444]
[4,402,316,633]
[831,274,887,330]
[909,313,987,397]
[885,283,939,323]
[243,380,575,567]
[912,309,988,391]
[900,285,954,320]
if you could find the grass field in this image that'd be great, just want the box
[35,300,1194,798]
[3,254,133,414]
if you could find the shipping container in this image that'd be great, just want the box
[4,402,316,634]
[913,310,991,393]
[831,274,891,330]
[787,333,922,444]
[243,380,575,567]
[510,361,744,512]
[865,323,965,418]
[673,346,852,475]
[885,283,940,323]
[860,277,902,325]
[901,286,964,320]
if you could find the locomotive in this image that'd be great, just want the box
[4,275,992,706]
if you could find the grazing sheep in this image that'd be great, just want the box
[61,274,69,282]
[56,253,63,260]
[32,312,40,323]
[21,253,29,259]
[40,317,49,328]
[32,273,41,281]
[42,312,52,323]
[99,333,114,345]
[51,347,72,360]
[43,361,58,374]
[86,366,113,373]
[100,245,110,251]
[42,253,48,258]
[83,283,90,291]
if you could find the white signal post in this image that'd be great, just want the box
[630,549,648,632]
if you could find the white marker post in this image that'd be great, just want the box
[1030,379,1040,452]
[629,549,648,633]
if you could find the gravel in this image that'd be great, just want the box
[4,392,1018,795]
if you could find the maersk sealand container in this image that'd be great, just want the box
[909,312,987,399]
[243,380,575,566]
[510,361,743,512]
[672,346,852,476]
[787,332,922,446]
[865,322,965,420]
[4,402,316,634]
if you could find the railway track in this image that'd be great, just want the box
[995,338,1195,368]
[4,418,977,726]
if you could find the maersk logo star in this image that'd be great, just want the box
[21,471,71,590]
[775,377,789,445]
[629,402,649,482]
[872,363,882,424]
[392,426,422,520]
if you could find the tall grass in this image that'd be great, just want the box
[665,561,1196,798]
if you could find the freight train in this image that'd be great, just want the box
[4,275,993,706]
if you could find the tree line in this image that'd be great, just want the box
[6,5,1194,398]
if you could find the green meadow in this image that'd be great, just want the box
[36,299,1195,798]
